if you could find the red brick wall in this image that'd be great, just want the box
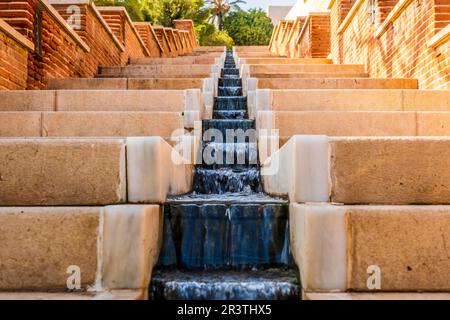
[134,22,163,58]
[330,0,449,89]
[97,7,149,63]
[165,28,181,56]
[154,26,176,57]
[0,21,30,89]
[295,14,331,58]
[174,19,197,47]
[52,3,123,77]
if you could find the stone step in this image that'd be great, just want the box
[0,111,184,138]
[0,290,147,300]
[303,292,450,300]
[250,78,418,90]
[254,89,450,112]
[98,65,218,78]
[0,136,194,205]
[0,89,203,113]
[47,78,208,90]
[263,136,450,205]
[0,205,161,292]
[130,57,218,65]
[251,72,370,78]
[0,139,126,206]
[150,269,300,300]
[256,110,450,141]
[290,203,450,292]
[157,202,290,269]
[245,64,366,74]
[239,58,333,65]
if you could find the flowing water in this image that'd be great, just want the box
[149,51,300,300]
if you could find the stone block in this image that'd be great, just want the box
[0,139,126,205]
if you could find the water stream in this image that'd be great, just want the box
[149,51,300,300]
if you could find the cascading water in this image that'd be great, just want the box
[149,51,300,300]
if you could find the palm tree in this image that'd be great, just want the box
[207,0,246,30]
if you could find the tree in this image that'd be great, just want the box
[223,8,273,46]
[206,0,246,30]
[93,0,159,22]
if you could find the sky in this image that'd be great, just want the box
[241,0,297,10]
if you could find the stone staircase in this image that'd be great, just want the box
[0,44,449,300]
[234,46,450,300]
[0,46,225,300]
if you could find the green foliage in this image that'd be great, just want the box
[198,27,234,48]
[223,8,273,46]
[93,0,158,22]
[158,0,205,27]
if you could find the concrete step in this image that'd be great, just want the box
[48,78,209,90]
[244,64,366,74]
[262,136,450,205]
[250,72,370,78]
[0,111,184,138]
[98,65,218,78]
[290,203,450,292]
[254,89,449,112]
[0,205,161,293]
[257,111,450,142]
[249,78,418,90]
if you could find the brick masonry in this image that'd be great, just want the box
[0,20,31,89]
[330,0,449,89]
[0,1,197,89]
[270,0,449,89]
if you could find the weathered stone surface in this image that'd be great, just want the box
[416,112,450,135]
[0,91,55,111]
[290,203,347,292]
[255,78,418,89]
[330,137,450,204]
[0,112,41,136]
[290,203,450,292]
[55,90,185,112]
[47,78,127,90]
[250,72,369,78]
[127,136,195,203]
[304,292,450,300]
[0,207,100,290]
[101,205,162,290]
[239,58,332,65]
[403,90,450,111]
[0,290,146,300]
[259,111,417,138]
[0,139,126,205]
[246,64,366,74]
[42,112,183,138]
[127,78,204,90]
[347,206,450,291]
[270,89,404,111]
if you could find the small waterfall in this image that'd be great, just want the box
[150,51,300,300]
